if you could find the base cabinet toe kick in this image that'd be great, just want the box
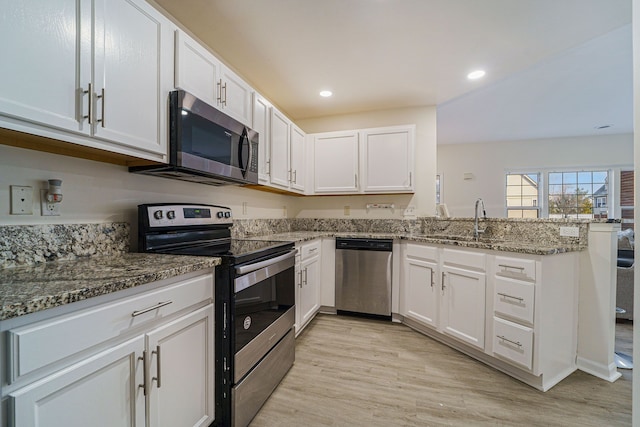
[400,243,579,391]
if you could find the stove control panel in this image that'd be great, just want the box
[141,204,232,227]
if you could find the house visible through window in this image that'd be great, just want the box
[548,170,608,219]
[506,173,540,218]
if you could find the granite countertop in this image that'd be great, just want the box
[247,231,584,255]
[0,253,221,321]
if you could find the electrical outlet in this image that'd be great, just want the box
[559,226,579,237]
[344,206,350,216]
[282,206,287,218]
[10,185,33,215]
[242,202,248,215]
[41,189,61,216]
[403,205,416,218]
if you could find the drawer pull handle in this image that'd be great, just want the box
[497,292,524,302]
[132,301,173,317]
[498,264,525,271]
[497,335,522,348]
[309,247,318,253]
[152,345,162,388]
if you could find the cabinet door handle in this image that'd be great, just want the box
[152,345,162,388]
[430,268,434,288]
[497,292,524,302]
[409,172,412,187]
[96,88,105,128]
[217,79,223,104]
[298,270,303,287]
[497,335,522,348]
[293,169,297,183]
[131,301,173,317]
[138,350,148,396]
[82,83,93,124]
[441,272,446,294]
[303,268,308,285]
[266,159,271,175]
[354,174,358,188]
[222,82,227,106]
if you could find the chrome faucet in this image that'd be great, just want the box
[474,198,487,241]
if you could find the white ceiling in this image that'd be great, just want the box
[153,0,633,144]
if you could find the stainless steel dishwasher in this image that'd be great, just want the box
[335,238,393,317]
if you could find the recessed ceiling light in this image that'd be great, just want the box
[319,90,333,97]
[467,70,486,80]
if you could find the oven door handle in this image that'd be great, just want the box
[234,249,296,293]
[235,249,296,275]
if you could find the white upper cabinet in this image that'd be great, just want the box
[313,131,359,194]
[361,125,415,193]
[0,0,173,161]
[219,64,252,126]
[269,108,291,189]
[268,107,306,194]
[174,30,220,107]
[252,93,272,184]
[289,124,306,192]
[174,30,252,126]
[310,125,415,195]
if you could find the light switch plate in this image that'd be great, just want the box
[559,226,579,237]
[10,185,33,215]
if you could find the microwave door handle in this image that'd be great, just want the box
[237,129,249,176]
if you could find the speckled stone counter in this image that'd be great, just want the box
[0,253,220,321]
[234,217,590,255]
[245,231,583,255]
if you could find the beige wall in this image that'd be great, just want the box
[295,105,438,218]
[437,133,634,218]
[0,145,294,228]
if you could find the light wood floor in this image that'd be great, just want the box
[250,314,632,427]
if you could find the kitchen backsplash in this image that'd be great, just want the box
[0,223,129,268]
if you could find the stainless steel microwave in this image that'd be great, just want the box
[130,90,258,186]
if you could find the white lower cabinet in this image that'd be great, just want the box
[295,240,321,335]
[4,271,215,427]
[441,265,486,350]
[402,244,439,328]
[10,336,146,427]
[400,242,578,391]
[146,305,215,427]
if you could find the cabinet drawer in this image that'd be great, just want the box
[493,317,533,370]
[300,240,321,260]
[405,243,438,262]
[494,256,536,281]
[8,273,213,383]
[494,276,535,325]
[442,248,485,271]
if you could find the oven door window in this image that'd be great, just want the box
[234,268,294,354]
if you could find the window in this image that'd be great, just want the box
[506,173,540,218]
[620,170,634,230]
[548,170,608,219]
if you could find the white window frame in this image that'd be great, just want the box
[504,171,542,218]
[505,166,632,219]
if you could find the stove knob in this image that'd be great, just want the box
[216,211,224,219]
[224,212,231,218]
[153,210,163,220]
[166,210,176,220]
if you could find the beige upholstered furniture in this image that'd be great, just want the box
[616,230,634,320]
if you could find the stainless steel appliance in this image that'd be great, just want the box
[130,90,259,186]
[138,203,295,427]
[335,238,393,317]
